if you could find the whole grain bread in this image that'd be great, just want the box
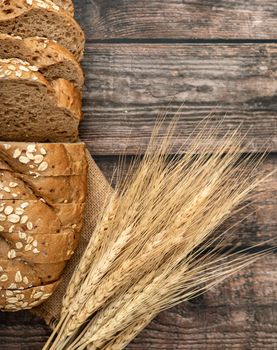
[0,34,84,89]
[0,282,59,311]
[0,142,87,176]
[0,170,87,204]
[0,0,84,60]
[1,229,76,263]
[0,142,88,311]
[0,258,66,289]
[0,58,82,142]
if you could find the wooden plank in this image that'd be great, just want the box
[1,254,277,349]
[74,0,277,40]
[80,43,277,155]
[94,154,277,246]
[0,311,49,349]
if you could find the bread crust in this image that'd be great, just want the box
[1,230,76,263]
[0,282,59,311]
[0,170,87,204]
[0,259,66,288]
[0,0,84,60]
[0,142,87,176]
[0,34,84,89]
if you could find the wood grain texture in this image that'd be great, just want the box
[74,0,277,40]
[1,254,277,349]
[80,43,277,155]
[0,311,49,350]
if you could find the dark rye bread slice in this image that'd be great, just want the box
[0,34,84,89]
[0,0,84,61]
[0,58,82,142]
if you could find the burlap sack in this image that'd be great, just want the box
[33,150,113,327]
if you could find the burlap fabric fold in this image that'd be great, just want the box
[33,150,113,327]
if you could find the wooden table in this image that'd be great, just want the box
[1,0,277,348]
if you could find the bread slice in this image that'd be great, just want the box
[0,58,82,142]
[0,34,84,89]
[0,282,59,311]
[0,0,84,60]
[0,170,87,204]
[0,142,87,176]
[1,229,76,263]
[0,258,66,289]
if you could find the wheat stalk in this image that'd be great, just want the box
[43,120,274,350]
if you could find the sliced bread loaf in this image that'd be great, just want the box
[0,142,87,311]
[0,58,82,142]
[0,34,84,89]
[0,0,84,60]
[0,142,87,176]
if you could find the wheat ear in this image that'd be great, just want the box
[68,143,263,335]
[66,132,242,323]
[44,121,274,350]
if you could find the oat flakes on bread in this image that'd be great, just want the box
[0,34,84,89]
[0,258,66,289]
[0,142,87,311]
[0,282,59,311]
[0,0,84,60]
[0,142,87,176]
[1,229,77,264]
[0,58,82,142]
[0,169,87,204]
